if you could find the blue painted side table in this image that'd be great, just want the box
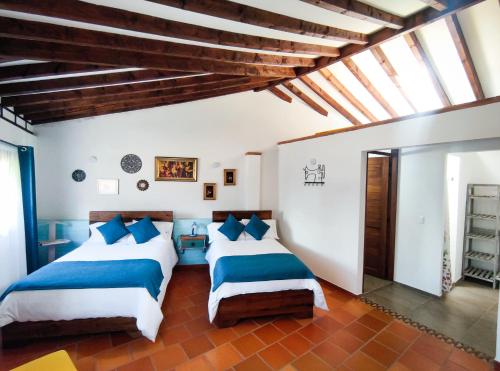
[179,234,207,254]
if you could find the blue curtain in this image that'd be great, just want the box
[18,146,39,273]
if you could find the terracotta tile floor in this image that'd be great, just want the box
[0,269,494,371]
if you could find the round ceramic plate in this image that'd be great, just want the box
[137,179,149,191]
[72,169,86,182]
[121,154,142,174]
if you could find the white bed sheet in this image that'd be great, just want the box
[205,239,328,322]
[0,238,178,341]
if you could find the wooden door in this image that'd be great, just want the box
[364,156,390,279]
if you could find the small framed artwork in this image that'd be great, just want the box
[224,169,237,186]
[203,183,216,200]
[155,157,197,182]
[97,179,119,195]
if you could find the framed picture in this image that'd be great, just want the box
[203,183,216,200]
[155,157,197,182]
[224,169,237,186]
[97,179,119,195]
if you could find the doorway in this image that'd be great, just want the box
[363,150,398,292]
[361,142,500,358]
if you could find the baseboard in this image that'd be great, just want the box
[315,276,358,298]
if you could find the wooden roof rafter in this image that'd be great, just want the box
[319,67,377,122]
[30,83,272,125]
[370,46,418,112]
[21,78,271,121]
[445,14,484,100]
[403,32,451,106]
[0,0,341,57]
[268,87,292,103]
[299,0,404,29]
[147,0,367,43]
[3,74,262,107]
[0,38,296,78]
[342,57,398,118]
[282,82,329,117]
[299,75,361,125]
[0,70,197,96]
[0,62,119,82]
[0,16,316,68]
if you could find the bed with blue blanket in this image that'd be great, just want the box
[206,211,327,327]
[0,211,178,346]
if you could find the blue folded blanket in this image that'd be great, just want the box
[212,253,315,292]
[0,259,164,302]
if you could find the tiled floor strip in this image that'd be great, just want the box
[0,270,493,370]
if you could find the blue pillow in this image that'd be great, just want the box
[97,214,130,244]
[244,214,270,240]
[218,214,245,241]
[128,216,160,244]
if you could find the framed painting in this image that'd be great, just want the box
[203,183,216,200]
[155,157,198,182]
[224,169,237,186]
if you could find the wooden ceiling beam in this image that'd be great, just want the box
[0,16,315,69]
[342,58,398,118]
[29,83,269,124]
[148,0,367,43]
[420,0,448,11]
[445,14,484,100]
[0,70,196,96]
[0,0,340,57]
[298,75,361,125]
[282,82,328,116]
[255,0,483,92]
[0,62,117,82]
[403,33,451,106]
[370,46,418,112]
[319,68,377,122]
[17,77,269,115]
[299,0,404,29]
[0,38,296,79]
[3,74,258,107]
[268,87,292,103]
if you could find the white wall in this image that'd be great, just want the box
[278,101,500,296]
[394,147,446,296]
[34,91,334,219]
[0,118,36,147]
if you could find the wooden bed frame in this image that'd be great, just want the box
[1,210,173,347]
[211,210,314,327]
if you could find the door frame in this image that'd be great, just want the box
[364,149,399,281]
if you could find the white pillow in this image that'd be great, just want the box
[207,222,246,244]
[88,221,131,244]
[242,219,279,240]
[127,220,173,244]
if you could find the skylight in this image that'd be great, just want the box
[351,51,414,117]
[416,19,476,104]
[329,62,391,121]
[308,71,370,124]
[380,37,444,112]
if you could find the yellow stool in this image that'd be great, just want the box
[11,350,77,371]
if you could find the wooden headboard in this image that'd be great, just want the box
[89,211,173,224]
[212,210,272,222]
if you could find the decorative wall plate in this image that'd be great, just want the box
[72,169,86,182]
[121,154,142,174]
[137,179,149,191]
